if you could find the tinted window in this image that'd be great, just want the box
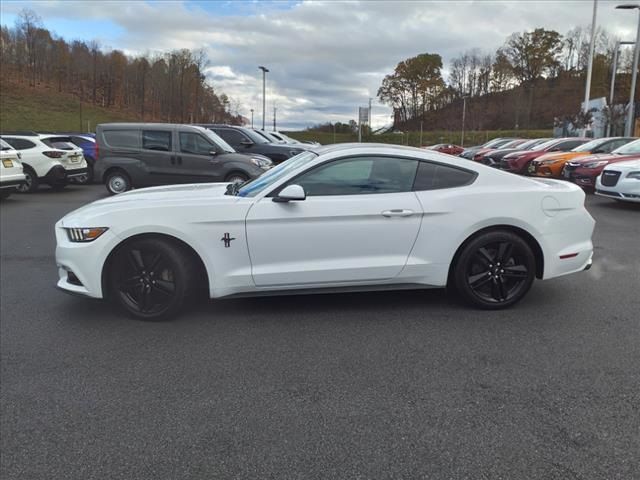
[2,138,36,150]
[293,156,418,196]
[179,132,215,155]
[554,140,585,151]
[41,137,76,150]
[413,162,476,191]
[142,130,172,151]
[103,130,139,149]
[214,128,247,146]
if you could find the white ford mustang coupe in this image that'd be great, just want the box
[55,144,595,320]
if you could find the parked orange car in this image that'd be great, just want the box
[530,137,635,178]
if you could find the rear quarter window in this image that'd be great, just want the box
[413,161,477,191]
[103,130,140,149]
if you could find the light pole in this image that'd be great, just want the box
[461,95,469,147]
[258,66,269,130]
[607,41,635,136]
[250,108,254,128]
[616,4,640,136]
[582,0,598,128]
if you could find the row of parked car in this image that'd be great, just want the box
[425,136,640,203]
[0,124,319,197]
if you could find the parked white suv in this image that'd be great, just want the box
[0,133,88,192]
[0,139,26,199]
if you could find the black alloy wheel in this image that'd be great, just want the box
[109,238,197,320]
[454,231,535,309]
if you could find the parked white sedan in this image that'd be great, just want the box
[595,159,640,203]
[55,144,595,320]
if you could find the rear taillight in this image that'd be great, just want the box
[43,151,64,159]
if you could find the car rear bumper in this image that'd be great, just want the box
[0,173,27,190]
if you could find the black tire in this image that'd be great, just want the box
[107,237,198,321]
[453,230,536,309]
[225,171,249,184]
[105,169,131,195]
[15,166,39,193]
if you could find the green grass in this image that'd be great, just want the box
[0,83,137,132]
[284,129,553,147]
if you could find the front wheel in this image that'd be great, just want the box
[108,238,198,320]
[453,231,536,309]
[225,172,249,184]
[105,170,131,195]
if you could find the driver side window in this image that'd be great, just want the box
[179,132,216,155]
[293,156,418,196]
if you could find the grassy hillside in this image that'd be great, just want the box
[285,129,553,147]
[0,82,138,132]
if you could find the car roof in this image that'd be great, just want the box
[98,123,208,132]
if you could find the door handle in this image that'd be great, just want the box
[381,209,414,217]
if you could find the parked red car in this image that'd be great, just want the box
[500,137,589,174]
[562,139,640,189]
[424,143,464,155]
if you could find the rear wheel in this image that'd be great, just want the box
[16,166,38,193]
[108,238,198,320]
[105,170,131,195]
[453,231,536,309]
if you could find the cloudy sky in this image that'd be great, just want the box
[1,0,637,129]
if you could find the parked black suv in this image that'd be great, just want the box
[198,124,309,164]
[95,123,272,195]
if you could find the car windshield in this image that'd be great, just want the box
[280,133,299,144]
[518,138,546,150]
[202,128,235,153]
[612,139,640,155]
[41,136,77,150]
[237,151,318,197]
[483,138,510,148]
[0,139,12,150]
[532,139,561,151]
[243,128,270,144]
[572,138,606,152]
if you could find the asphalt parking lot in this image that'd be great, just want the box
[1,185,639,479]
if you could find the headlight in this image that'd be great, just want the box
[626,171,640,179]
[583,161,608,169]
[65,227,108,242]
[250,157,272,168]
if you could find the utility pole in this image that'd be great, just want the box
[250,108,254,128]
[258,66,269,130]
[616,4,640,136]
[368,97,372,135]
[419,120,423,146]
[333,123,336,144]
[582,0,598,134]
[273,106,277,131]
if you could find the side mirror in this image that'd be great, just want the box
[240,139,254,147]
[273,184,306,203]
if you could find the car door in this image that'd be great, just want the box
[139,128,179,184]
[177,131,224,182]
[245,155,423,286]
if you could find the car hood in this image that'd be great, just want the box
[604,158,640,171]
[568,153,634,165]
[60,183,236,226]
[534,151,586,163]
